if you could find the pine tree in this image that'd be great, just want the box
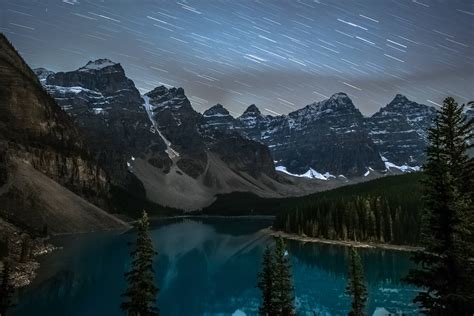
[405,98,474,314]
[345,247,367,316]
[121,211,159,316]
[0,260,15,316]
[273,237,296,316]
[257,246,276,316]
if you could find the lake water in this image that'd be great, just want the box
[11,218,419,316]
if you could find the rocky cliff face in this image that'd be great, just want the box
[38,59,170,196]
[145,86,206,178]
[227,93,385,177]
[267,93,385,176]
[0,34,127,234]
[200,104,237,132]
[234,104,271,140]
[366,94,437,168]
[144,85,278,180]
[201,93,438,177]
[0,34,108,205]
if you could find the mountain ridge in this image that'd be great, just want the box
[31,55,447,210]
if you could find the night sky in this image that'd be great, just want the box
[1,0,473,115]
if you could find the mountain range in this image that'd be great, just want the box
[0,33,452,237]
[32,57,443,209]
[200,89,438,177]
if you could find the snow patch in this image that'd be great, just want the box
[49,85,99,95]
[323,172,336,179]
[203,113,230,118]
[92,107,105,115]
[79,59,117,71]
[276,166,334,180]
[381,156,420,172]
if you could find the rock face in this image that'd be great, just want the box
[200,104,236,132]
[201,93,438,176]
[234,104,271,140]
[228,93,385,177]
[144,86,206,178]
[127,85,290,209]
[36,66,287,210]
[0,34,127,234]
[39,59,169,194]
[366,94,437,167]
[264,93,385,176]
[144,85,278,181]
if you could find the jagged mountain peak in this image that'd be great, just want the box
[203,103,231,117]
[387,94,411,107]
[146,85,168,96]
[145,86,191,111]
[324,92,354,108]
[294,92,358,119]
[146,85,186,99]
[79,58,119,72]
[305,92,355,111]
[329,92,350,101]
[242,104,261,116]
[380,94,436,115]
[145,86,189,103]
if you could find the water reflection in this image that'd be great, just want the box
[11,218,418,316]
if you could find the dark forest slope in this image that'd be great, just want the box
[273,173,423,245]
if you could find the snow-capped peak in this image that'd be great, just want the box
[79,59,118,71]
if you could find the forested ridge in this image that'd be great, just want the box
[273,173,423,245]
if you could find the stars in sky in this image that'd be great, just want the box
[1,0,473,115]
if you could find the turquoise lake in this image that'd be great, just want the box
[11,217,419,315]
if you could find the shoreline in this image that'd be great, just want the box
[5,240,58,288]
[264,228,422,252]
[153,214,275,220]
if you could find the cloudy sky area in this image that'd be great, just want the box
[1,0,473,115]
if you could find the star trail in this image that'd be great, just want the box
[1,0,473,115]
